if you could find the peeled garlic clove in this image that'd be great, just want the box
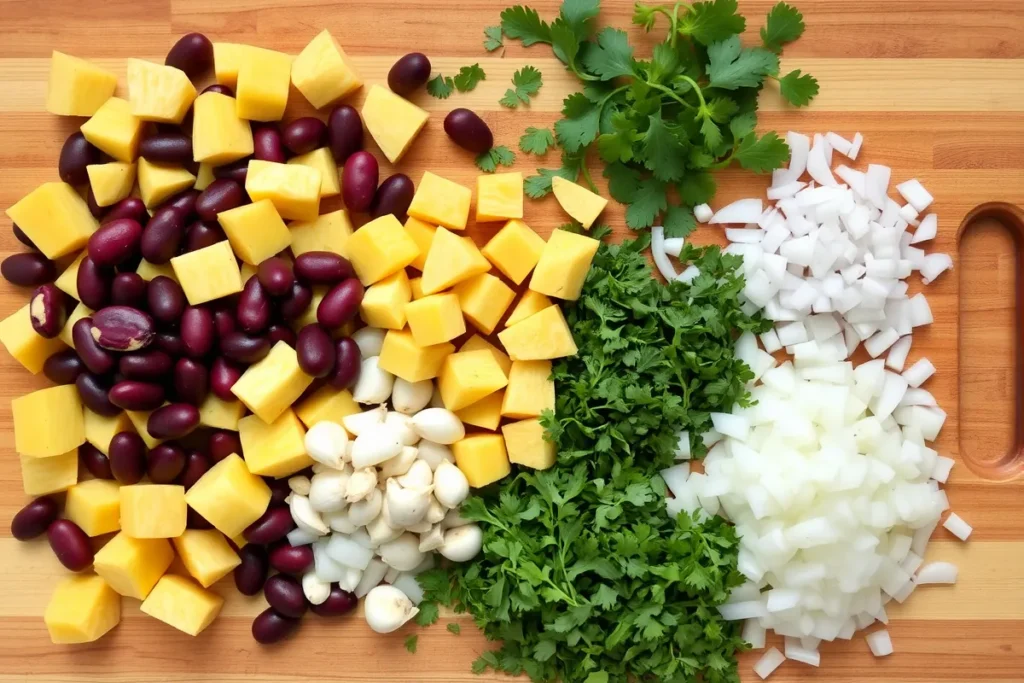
[342,405,386,437]
[378,532,425,571]
[440,524,483,562]
[385,479,431,528]
[308,470,350,512]
[379,446,419,479]
[352,356,394,404]
[339,566,363,593]
[289,493,329,536]
[385,411,419,446]
[429,386,445,409]
[433,460,470,509]
[302,571,331,605]
[410,408,465,444]
[347,487,383,527]
[323,507,357,534]
[441,508,473,529]
[366,510,403,547]
[397,459,433,490]
[406,517,432,533]
[364,584,418,634]
[345,467,378,503]
[288,475,311,496]
[416,440,455,471]
[391,378,433,415]
[425,495,446,524]
[351,423,404,469]
[418,524,445,552]
[304,421,348,469]
[351,327,386,358]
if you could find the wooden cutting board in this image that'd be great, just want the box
[1,1,1022,680]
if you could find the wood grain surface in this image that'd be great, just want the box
[1,1,1023,681]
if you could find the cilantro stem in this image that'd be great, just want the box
[647,81,696,111]
[579,160,598,194]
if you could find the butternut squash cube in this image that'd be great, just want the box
[476,172,524,222]
[404,217,436,271]
[551,175,608,229]
[192,92,254,165]
[80,97,143,163]
[20,451,78,496]
[292,30,363,108]
[454,272,515,335]
[13,385,84,457]
[172,530,241,588]
[360,270,411,330]
[84,409,134,455]
[55,252,87,300]
[438,349,509,411]
[59,302,94,348]
[361,84,428,163]
[217,199,292,265]
[140,575,223,636]
[46,51,117,117]
[289,147,340,197]
[194,163,216,191]
[408,171,471,231]
[409,277,426,300]
[65,479,121,536]
[126,409,164,449]
[44,575,120,644]
[137,259,177,282]
[459,334,511,377]
[231,341,313,424]
[481,219,546,285]
[120,485,186,538]
[406,293,465,347]
[245,160,321,221]
[506,290,553,327]
[0,304,67,374]
[198,393,246,431]
[6,182,98,259]
[213,42,251,88]
[87,163,136,207]
[503,418,556,470]
[94,532,174,599]
[185,454,271,538]
[290,209,354,257]
[378,329,454,383]
[171,241,243,304]
[453,434,511,488]
[420,228,491,295]
[137,158,196,209]
[497,305,578,361]
[126,59,196,124]
[455,390,504,431]
[346,214,420,285]
[236,47,292,121]
[502,360,554,419]
[239,409,311,478]
[295,386,360,429]
[530,229,600,301]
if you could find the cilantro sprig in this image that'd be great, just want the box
[476,145,517,173]
[426,63,488,99]
[500,66,544,107]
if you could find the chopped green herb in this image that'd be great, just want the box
[500,65,544,108]
[446,622,461,635]
[484,25,505,52]
[426,74,454,99]
[454,63,486,92]
[476,145,517,173]
[404,635,418,653]
[414,601,440,627]
[519,126,556,155]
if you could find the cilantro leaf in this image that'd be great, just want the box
[519,127,555,155]
[700,116,723,150]
[679,0,746,46]
[426,75,454,99]
[761,2,806,53]
[525,165,577,198]
[500,66,543,108]
[734,131,790,172]
[560,0,601,36]
[446,622,461,635]
[500,5,551,46]
[404,635,418,653]
[779,68,819,106]
[476,146,516,173]
[663,203,697,238]
[728,111,758,140]
[550,17,583,68]
[554,96,600,153]
[483,25,504,52]
[581,28,635,81]
[414,601,440,626]
[632,3,659,31]
[679,171,717,205]
[707,35,779,90]
[643,113,687,182]
[625,178,668,229]
[453,64,486,92]
[704,96,739,123]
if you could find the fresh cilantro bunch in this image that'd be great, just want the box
[504,0,818,233]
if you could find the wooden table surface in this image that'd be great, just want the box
[1,1,1023,681]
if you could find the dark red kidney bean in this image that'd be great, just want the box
[174,357,209,405]
[387,52,431,96]
[140,132,193,164]
[282,117,326,156]
[148,403,200,440]
[2,253,56,287]
[369,173,414,221]
[11,497,60,541]
[180,307,215,358]
[163,189,200,218]
[310,585,358,617]
[155,331,186,356]
[210,357,243,401]
[103,197,148,226]
[235,545,269,596]
[268,543,314,575]
[253,124,286,163]
[195,179,243,221]
[327,104,363,163]
[237,277,271,333]
[29,284,65,338]
[91,306,156,352]
[111,272,148,307]
[165,32,213,79]
[147,277,186,325]
[86,187,106,220]
[244,506,295,545]
[119,349,173,381]
[266,324,296,347]
[220,332,270,364]
[181,450,210,489]
[257,257,294,297]
[187,508,214,529]
[109,432,147,484]
[444,108,494,154]
[184,220,226,253]
[72,318,115,375]
[266,477,290,505]
[202,84,233,97]
[13,224,37,250]
[147,443,187,484]
[140,206,187,264]
[76,373,119,416]
[44,349,85,385]
[296,325,335,378]
[208,430,242,462]
[58,132,99,186]
[317,279,363,328]
[341,151,378,212]
[76,257,113,309]
[252,608,299,645]
[262,574,308,618]
[47,520,93,571]
[279,282,312,321]
[328,337,361,389]
[109,380,165,411]
[88,218,143,268]
[213,308,237,340]
[213,158,249,184]
[293,252,354,285]
[79,443,114,480]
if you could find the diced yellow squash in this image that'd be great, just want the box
[455,390,504,431]
[13,385,84,457]
[236,47,292,121]
[0,304,67,374]
[481,219,546,285]
[6,182,98,259]
[551,176,608,229]
[454,272,516,335]
[20,451,78,496]
[438,349,509,411]
[194,163,216,191]
[87,163,136,207]
[346,214,420,285]
[171,240,243,305]
[420,227,490,295]
[172,530,241,588]
[238,409,311,478]
[80,97,143,163]
[295,386,360,429]
[137,157,196,209]
[502,360,554,419]
[530,229,600,301]
[126,410,163,448]
[198,393,246,431]
[378,329,454,383]
[137,259,177,282]
[213,42,251,88]
[120,485,186,539]
[290,209,353,257]
[240,261,258,285]
[406,293,465,347]
[44,575,120,644]
[408,172,472,231]
[84,409,134,455]
[506,290,553,328]
[65,479,121,537]
[231,341,314,424]
[218,198,292,265]
[403,217,436,271]
[360,269,411,329]
[186,454,271,538]
[126,58,196,124]
[288,285,329,331]
[192,92,254,165]
[59,302,94,348]
[94,532,174,599]
[55,252,87,300]
[292,29,363,108]
[361,84,428,163]
[503,418,556,470]
[245,160,321,221]
[140,574,223,636]
[46,51,117,117]
[409,277,426,300]
[453,434,511,487]
[459,334,512,378]
[476,172,524,223]
[289,147,340,197]
[497,305,578,361]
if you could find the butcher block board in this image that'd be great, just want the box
[1,1,1023,681]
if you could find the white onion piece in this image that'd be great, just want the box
[784,637,820,667]
[920,253,953,284]
[711,198,763,224]
[726,228,764,244]
[753,648,786,679]
[916,561,958,585]
[902,358,935,387]
[768,180,806,200]
[650,226,678,281]
[943,512,972,541]
[885,335,912,371]
[781,131,810,185]
[848,132,864,160]
[896,179,934,212]
[663,237,685,256]
[865,630,894,657]
[864,329,899,358]
[865,164,891,210]
[911,214,937,243]
[825,132,853,156]
[694,203,713,223]
[931,456,955,483]
[676,265,700,284]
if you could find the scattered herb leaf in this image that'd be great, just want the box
[500,65,544,107]
[404,635,418,654]
[778,68,820,106]
[454,63,487,92]
[426,75,454,99]
[414,601,440,626]
[484,25,505,52]
[446,622,461,635]
[760,1,806,53]
[476,145,517,173]
[520,127,556,155]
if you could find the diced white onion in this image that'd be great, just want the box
[916,561,958,585]
[650,226,678,281]
[866,629,894,657]
[943,512,972,541]
[753,648,786,679]
[784,637,820,667]
[911,214,937,243]
[711,198,763,224]
[663,237,685,256]
[694,203,714,223]
[885,335,912,371]
[896,178,934,212]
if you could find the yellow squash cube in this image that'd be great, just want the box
[292,29,363,108]
[506,290,553,327]
[84,409,134,455]
[346,214,420,285]
[295,386,360,428]
[13,384,84,457]
[551,175,608,229]
[409,277,426,300]
[126,409,164,448]
[456,391,504,431]
[361,84,429,163]
[194,163,216,191]
[498,305,578,361]
[137,259,177,282]
[55,252,87,300]
[171,240,243,304]
[236,47,292,121]
[80,97,143,163]
[46,51,117,117]
[502,360,554,419]
[360,270,411,330]
[121,485,186,539]
[192,92,254,165]
[239,409,311,478]
[421,228,491,295]
[20,451,78,496]
[408,171,472,231]
[459,334,511,377]
[0,304,67,374]
[59,302,94,348]
[404,217,436,271]
[246,160,321,221]
[213,42,251,87]
[65,479,121,536]
[290,209,353,257]
[44,575,120,644]
[218,199,292,265]
[438,350,509,411]
[288,285,328,331]
[173,530,241,588]
[138,157,196,209]
[186,454,271,538]
[481,219,546,285]
[199,393,246,431]
[503,418,556,470]
[87,163,136,207]
[126,58,196,124]
[289,147,340,197]
[454,272,515,335]
[94,532,174,599]
[6,182,98,259]
[453,434,511,488]
[476,172,524,222]
[406,293,465,347]
[530,229,600,301]
[378,329,454,383]
[141,575,223,636]
[231,341,314,423]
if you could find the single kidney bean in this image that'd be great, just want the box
[257,257,294,296]
[279,282,312,321]
[58,132,99,186]
[174,357,209,405]
[155,331,186,356]
[187,508,213,529]
[109,380,165,411]
[88,218,143,267]
[444,108,494,154]
[140,206,187,264]
[253,124,286,163]
[147,277,186,325]
[296,325,335,378]
[119,349,173,380]
[76,257,112,308]
[387,52,431,96]
[268,543,314,575]
[213,158,249,184]
[148,403,200,440]
[282,117,326,156]
[180,307,215,358]
[252,608,299,644]
[47,520,93,571]
[294,252,354,285]
[13,224,37,250]
[317,279,363,328]
[263,574,308,618]
[328,337,361,389]
[2,253,56,287]
[235,545,269,596]
[341,151,378,212]
[244,506,295,545]
[210,357,243,401]
[109,432,147,484]
[86,187,106,220]
[79,443,114,480]
[202,83,233,96]
[266,324,296,347]
[103,197,148,226]
[76,373,119,416]
[181,450,210,489]
[11,497,60,541]
[208,430,242,462]
[165,32,213,79]
[147,443,187,484]
[220,332,271,364]
[44,349,85,385]
[370,173,414,221]
[72,318,115,375]
[195,179,243,221]
[140,132,193,164]
[163,189,200,218]
[91,306,156,352]
[184,220,226,252]
[29,283,65,338]
[310,585,358,617]
[327,104,363,162]
[266,477,290,505]
[111,272,148,307]
[237,277,271,333]
[213,308,237,339]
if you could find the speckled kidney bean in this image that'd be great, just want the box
[47,520,93,571]
[109,380,166,411]
[147,277,186,325]
[202,84,233,96]
[165,32,213,79]
[369,173,414,221]
[184,220,227,253]
[180,306,215,358]
[213,158,250,184]
[163,189,200,218]
[341,150,378,212]
[196,179,243,221]
[327,104,363,163]
[79,443,114,480]
[235,545,269,596]
[181,450,210,489]
[268,543,314,575]
[29,283,65,338]
[252,607,299,644]
[213,308,237,340]
[111,272,148,308]
[44,349,85,385]
[257,257,294,297]
[237,277,271,333]
[91,306,156,351]
[88,218,143,268]
[282,117,326,156]
[72,318,115,375]
[296,325,335,378]
[208,430,242,462]
[148,403,200,440]
[119,349,173,380]
[310,585,358,617]
[328,337,361,389]
[174,358,209,405]
[76,373,119,416]
[266,324,296,347]
[2,253,57,287]
[58,132,99,186]
[155,331,186,356]
[147,443,187,484]
[262,574,308,617]
[253,124,286,163]
[140,132,193,164]
[220,332,271,364]
[102,197,148,226]
[140,206,187,264]
[12,224,37,250]
[210,357,243,401]
[244,506,295,545]
[109,431,147,484]
[279,282,313,321]
[317,279,363,328]
[11,497,60,541]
